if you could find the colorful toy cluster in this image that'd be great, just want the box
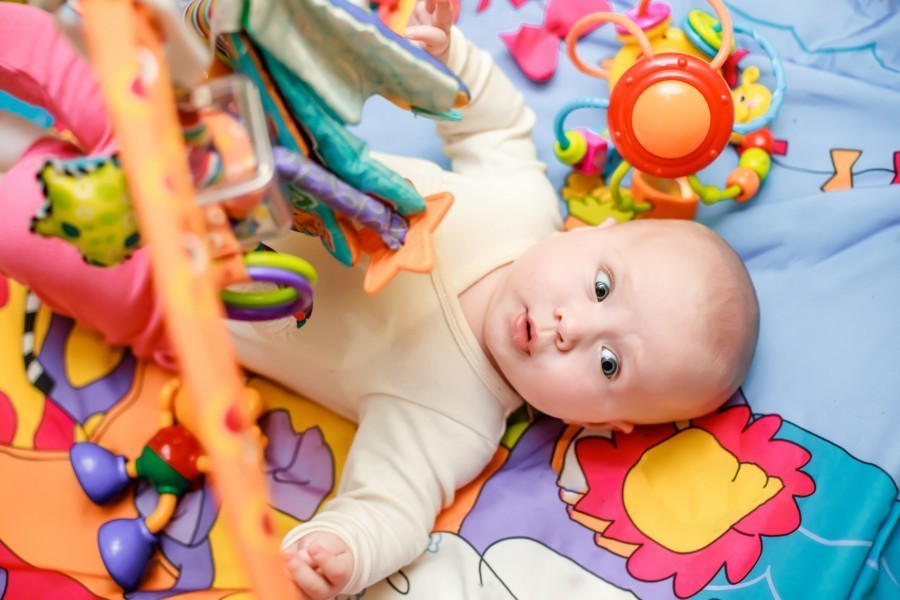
[30,0,471,324]
[186,0,469,298]
[551,0,787,225]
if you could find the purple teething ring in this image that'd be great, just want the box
[615,1,671,34]
[223,266,313,321]
[247,265,313,315]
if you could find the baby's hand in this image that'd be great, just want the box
[282,531,354,600]
[406,0,454,62]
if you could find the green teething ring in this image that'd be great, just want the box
[243,251,318,284]
[221,286,298,308]
[221,251,318,309]
[685,9,736,56]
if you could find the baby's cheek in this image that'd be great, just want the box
[524,368,580,415]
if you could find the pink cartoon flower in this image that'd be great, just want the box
[566,405,815,597]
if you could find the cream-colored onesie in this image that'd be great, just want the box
[229,27,561,594]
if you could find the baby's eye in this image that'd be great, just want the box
[595,270,612,302]
[600,347,619,379]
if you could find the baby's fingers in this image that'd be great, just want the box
[408,0,432,28]
[406,25,449,56]
[310,544,352,583]
[432,0,453,32]
[286,555,337,600]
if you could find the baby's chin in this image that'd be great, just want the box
[517,390,582,423]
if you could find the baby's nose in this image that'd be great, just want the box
[553,306,591,351]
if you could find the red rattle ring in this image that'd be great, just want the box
[608,53,733,177]
[565,0,736,179]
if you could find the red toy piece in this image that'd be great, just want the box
[737,127,788,156]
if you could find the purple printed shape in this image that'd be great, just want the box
[135,484,219,548]
[459,417,677,599]
[126,534,215,600]
[129,483,216,598]
[261,409,334,522]
[36,314,137,424]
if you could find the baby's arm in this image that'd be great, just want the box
[419,9,543,176]
[281,395,499,597]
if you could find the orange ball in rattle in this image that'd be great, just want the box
[632,80,711,159]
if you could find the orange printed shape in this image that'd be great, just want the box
[822,149,861,192]
[165,591,255,600]
[0,365,179,597]
[434,446,509,534]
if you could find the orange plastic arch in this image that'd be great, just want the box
[80,1,300,597]
[565,12,655,80]
[705,0,733,72]
[565,0,734,79]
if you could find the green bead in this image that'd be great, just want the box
[135,447,191,497]
[555,131,587,165]
[739,147,771,180]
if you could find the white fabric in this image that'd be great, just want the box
[229,27,561,594]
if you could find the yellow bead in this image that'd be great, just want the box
[739,147,771,180]
[555,131,587,165]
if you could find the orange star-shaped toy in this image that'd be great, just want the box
[358,192,454,294]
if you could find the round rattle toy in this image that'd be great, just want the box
[554,0,786,216]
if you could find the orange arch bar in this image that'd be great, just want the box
[80,1,299,597]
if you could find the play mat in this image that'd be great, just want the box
[1,0,900,598]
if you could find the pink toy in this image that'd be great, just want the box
[570,127,609,176]
[615,0,670,34]
[0,3,175,368]
[501,0,610,82]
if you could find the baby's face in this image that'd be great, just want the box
[483,220,737,429]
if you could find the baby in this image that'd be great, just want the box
[225,0,760,597]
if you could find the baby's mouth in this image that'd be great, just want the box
[513,311,533,355]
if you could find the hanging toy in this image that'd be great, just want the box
[554,0,786,222]
[69,379,265,591]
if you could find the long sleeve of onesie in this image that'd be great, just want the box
[282,396,498,594]
[0,4,174,369]
[436,27,546,177]
[280,27,543,594]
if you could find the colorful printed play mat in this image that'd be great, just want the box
[2,0,900,598]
